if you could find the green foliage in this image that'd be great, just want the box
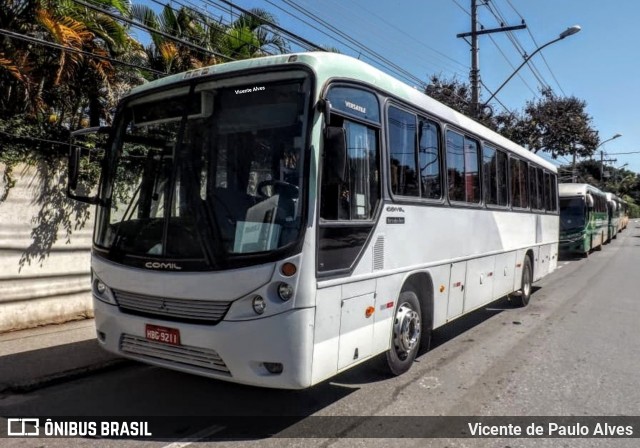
[516,88,600,159]
[0,116,70,201]
[0,116,94,269]
[0,0,295,266]
[426,75,482,124]
[17,158,93,269]
[426,78,601,161]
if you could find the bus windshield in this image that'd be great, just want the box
[95,78,309,269]
[560,197,586,231]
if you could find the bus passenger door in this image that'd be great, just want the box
[447,262,466,320]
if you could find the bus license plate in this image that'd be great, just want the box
[145,324,181,346]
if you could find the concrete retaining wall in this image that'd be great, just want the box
[0,162,94,333]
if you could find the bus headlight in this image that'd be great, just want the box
[92,275,116,305]
[277,283,294,301]
[252,295,266,315]
[96,280,107,295]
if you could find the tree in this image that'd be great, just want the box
[425,75,473,118]
[425,77,601,162]
[0,0,135,125]
[425,74,499,130]
[513,88,599,159]
[132,4,226,74]
[220,8,289,59]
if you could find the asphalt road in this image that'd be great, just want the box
[3,222,640,447]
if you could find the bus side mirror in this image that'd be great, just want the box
[585,194,594,208]
[67,126,110,204]
[323,126,347,183]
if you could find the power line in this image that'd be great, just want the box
[277,0,427,87]
[144,0,283,61]
[72,0,235,62]
[503,0,566,95]
[326,0,468,77]
[0,28,165,76]
[606,151,640,155]
[210,0,324,51]
[486,33,537,98]
[484,1,550,92]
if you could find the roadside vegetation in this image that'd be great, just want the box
[1,0,639,216]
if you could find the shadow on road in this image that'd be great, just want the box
[0,288,542,441]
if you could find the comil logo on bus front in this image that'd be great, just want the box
[144,262,182,270]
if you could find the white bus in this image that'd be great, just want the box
[67,52,559,389]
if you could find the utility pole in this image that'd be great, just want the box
[457,0,527,118]
[600,151,617,182]
[470,1,479,118]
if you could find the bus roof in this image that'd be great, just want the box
[559,183,604,197]
[128,52,557,172]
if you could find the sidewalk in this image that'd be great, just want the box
[0,319,125,393]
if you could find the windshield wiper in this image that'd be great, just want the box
[161,84,217,268]
[108,181,143,258]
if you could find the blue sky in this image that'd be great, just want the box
[147,1,640,174]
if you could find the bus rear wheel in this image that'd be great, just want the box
[385,290,422,376]
[513,256,532,307]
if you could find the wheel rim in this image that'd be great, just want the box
[393,302,421,360]
[523,265,531,298]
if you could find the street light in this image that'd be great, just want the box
[598,133,622,149]
[481,25,582,110]
[599,133,623,180]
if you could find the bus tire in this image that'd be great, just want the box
[513,256,532,307]
[385,290,422,376]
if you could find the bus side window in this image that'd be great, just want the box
[544,171,552,211]
[483,145,497,205]
[529,165,538,210]
[321,118,380,221]
[447,130,480,204]
[537,167,545,210]
[419,119,441,199]
[446,131,465,202]
[388,106,419,197]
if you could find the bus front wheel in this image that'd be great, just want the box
[385,290,422,376]
[513,256,532,307]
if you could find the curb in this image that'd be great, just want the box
[0,358,132,394]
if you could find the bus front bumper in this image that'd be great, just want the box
[93,298,315,389]
[559,235,586,254]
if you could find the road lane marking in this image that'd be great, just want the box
[161,424,225,448]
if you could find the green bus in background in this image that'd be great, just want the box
[605,192,620,242]
[559,183,608,256]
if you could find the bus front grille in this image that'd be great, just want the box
[120,334,231,375]
[113,290,231,324]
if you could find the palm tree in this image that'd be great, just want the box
[220,8,289,59]
[0,0,135,126]
[132,4,226,74]
[0,0,42,116]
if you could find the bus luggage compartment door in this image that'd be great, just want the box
[446,262,467,320]
[337,292,375,370]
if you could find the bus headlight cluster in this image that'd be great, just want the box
[277,283,294,301]
[252,295,266,315]
[92,275,116,305]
